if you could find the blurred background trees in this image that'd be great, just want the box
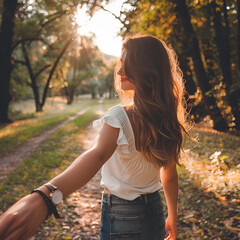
[0,0,239,134]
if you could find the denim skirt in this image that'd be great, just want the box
[100,190,166,240]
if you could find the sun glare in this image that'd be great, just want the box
[75,6,91,36]
[74,1,126,57]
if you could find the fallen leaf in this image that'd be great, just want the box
[226,226,240,232]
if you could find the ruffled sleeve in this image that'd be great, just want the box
[92,105,130,154]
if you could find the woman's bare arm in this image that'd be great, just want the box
[160,162,179,240]
[0,123,119,240]
[45,123,119,197]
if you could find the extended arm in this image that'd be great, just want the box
[45,123,119,198]
[160,162,179,240]
[0,123,119,240]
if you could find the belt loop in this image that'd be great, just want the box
[144,194,148,205]
[108,194,112,207]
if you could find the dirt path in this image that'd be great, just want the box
[0,107,92,182]
[34,103,104,240]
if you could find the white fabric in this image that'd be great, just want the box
[92,105,161,200]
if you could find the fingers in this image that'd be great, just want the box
[165,232,177,240]
[0,213,15,237]
[165,227,177,240]
[4,226,27,240]
[165,235,176,240]
[18,231,34,240]
[0,212,27,240]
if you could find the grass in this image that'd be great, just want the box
[185,129,240,167]
[182,128,240,200]
[101,97,121,110]
[0,104,99,212]
[0,100,95,157]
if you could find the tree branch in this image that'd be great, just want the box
[12,58,27,66]
[21,43,34,80]
[40,38,73,108]
[11,37,51,54]
[35,64,51,79]
[80,0,128,28]
[39,10,68,29]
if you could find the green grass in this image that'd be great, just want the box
[182,128,240,200]
[0,100,96,157]
[184,129,240,167]
[102,97,121,110]
[0,104,99,211]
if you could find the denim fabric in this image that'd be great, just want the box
[100,191,165,240]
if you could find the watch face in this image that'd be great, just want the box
[52,189,63,205]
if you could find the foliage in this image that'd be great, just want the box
[11,6,76,111]
[99,60,116,98]
[0,0,113,121]
[58,35,106,103]
[119,0,240,132]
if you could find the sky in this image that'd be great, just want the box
[75,1,127,57]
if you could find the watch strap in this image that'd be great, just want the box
[44,183,58,192]
[31,189,61,219]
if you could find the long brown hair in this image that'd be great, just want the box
[115,34,192,167]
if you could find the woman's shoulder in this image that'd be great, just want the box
[105,105,134,128]
[105,104,126,116]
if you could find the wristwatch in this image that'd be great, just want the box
[44,183,63,206]
[31,189,61,219]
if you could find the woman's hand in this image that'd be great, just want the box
[165,216,177,240]
[0,193,47,240]
[160,163,178,240]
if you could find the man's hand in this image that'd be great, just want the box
[0,193,47,240]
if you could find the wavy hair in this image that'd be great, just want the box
[115,34,193,167]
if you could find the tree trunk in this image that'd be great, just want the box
[178,54,196,95]
[68,88,74,104]
[21,43,42,112]
[171,14,197,117]
[171,12,196,96]
[40,39,72,109]
[91,92,96,99]
[211,1,240,129]
[109,87,112,99]
[174,0,228,131]
[68,53,78,105]
[202,38,217,85]
[64,87,71,104]
[0,0,18,122]
[238,0,240,72]
[112,88,115,98]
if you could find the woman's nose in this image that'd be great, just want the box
[117,66,123,76]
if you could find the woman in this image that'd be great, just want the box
[0,34,190,240]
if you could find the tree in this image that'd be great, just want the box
[61,35,105,103]
[172,0,228,131]
[0,0,108,121]
[0,0,18,122]
[101,62,116,99]
[18,37,72,111]
[211,0,240,129]
[238,0,240,72]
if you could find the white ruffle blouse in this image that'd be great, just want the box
[92,105,161,200]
